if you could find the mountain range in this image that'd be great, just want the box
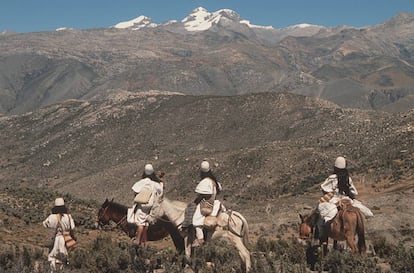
[1,8,414,260]
[1,91,413,202]
[1,8,414,114]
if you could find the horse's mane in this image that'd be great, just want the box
[306,210,319,227]
[106,200,128,212]
[163,197,187,210]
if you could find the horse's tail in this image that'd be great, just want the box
[231,211,249,246]
[355,208,366,254]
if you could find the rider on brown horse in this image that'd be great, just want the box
[316,156,370,253]
[130,163,164,246]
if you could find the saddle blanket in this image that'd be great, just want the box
[352,199,374,217]
[318,199,374,222]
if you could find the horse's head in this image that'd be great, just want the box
[299,213,314,240]
[97,199,111,227]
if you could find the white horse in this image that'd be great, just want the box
[152,198,251,272]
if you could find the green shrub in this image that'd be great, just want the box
[69,247,89,269]
[387,244,414,273]
[322,251,381,273]
[373,236,395,258]
[1,230,412,273]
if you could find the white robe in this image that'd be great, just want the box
[193,178,219,226]
[318,174,373,221]
[43,213,75,268]
[130,178,164,225]
[320,174,358,199]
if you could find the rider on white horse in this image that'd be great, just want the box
[187,160,222,247]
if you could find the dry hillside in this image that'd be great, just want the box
[0,92,413,245]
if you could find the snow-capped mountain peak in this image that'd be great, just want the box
[55,27,74,32]
[240,19,273,30]
[281,23,325,36]
[182,7,246,32]
[114,15,157,30]
[287,23,322,29]
[112,7,276,32]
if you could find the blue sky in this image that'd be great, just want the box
[2,0,414,33]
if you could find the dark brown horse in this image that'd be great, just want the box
[97,199,185,252]
[299,204,366,254]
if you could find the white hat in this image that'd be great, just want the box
[334,156,346,169]
[144,164,154,175]
[54,197,65,207]
[200,160,210,172]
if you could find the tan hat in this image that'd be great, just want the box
[54,197,65,206]
[334,156,346,169]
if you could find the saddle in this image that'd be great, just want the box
[337,198,353,209]
[182,200,225,233]
[333,199,360,230]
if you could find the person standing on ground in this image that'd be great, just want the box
[43,197,75,272]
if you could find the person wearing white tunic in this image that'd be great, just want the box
[318,157,358,221]
[192,160,222,247]
[317,156,373,251]
[43,197,75,272]
[130,163,164,245]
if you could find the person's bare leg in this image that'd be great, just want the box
[192,226,204,247]
[133,225,144,245]
[141,226,149,244]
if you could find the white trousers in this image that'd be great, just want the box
[48,234,67,269]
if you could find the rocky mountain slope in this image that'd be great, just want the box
[1,92,412,202]
[1,91,413,271]
[1,8,414,271]
[1,9,414,114]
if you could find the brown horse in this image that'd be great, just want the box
[299,204,366,254]
[97,199,185,252]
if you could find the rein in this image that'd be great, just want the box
[310,211,319,243]
[116,215,127,226]
[226,210,239,235]
[311,223,318,244]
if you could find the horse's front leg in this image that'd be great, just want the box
[333,240,338,250]
[184,235,192,258]
[211,230,251,273]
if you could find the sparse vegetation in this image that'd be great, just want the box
[3,235,413,273]
[0,88,414,273]
[1,187,414,272]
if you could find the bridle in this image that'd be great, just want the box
[98,205,109,226]
[98,202,128,227]
[299,216,316,240]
